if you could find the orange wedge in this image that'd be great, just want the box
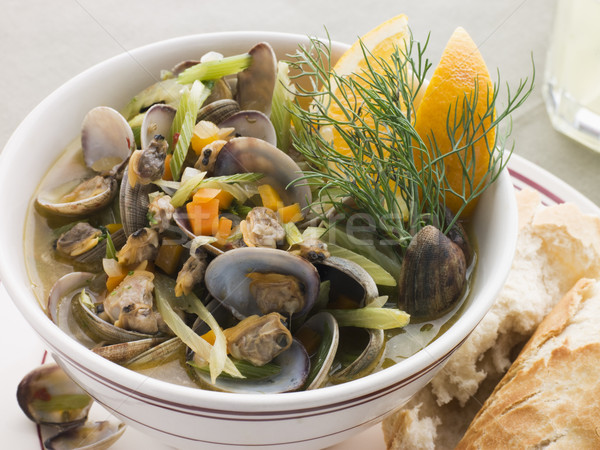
[414,27,495,217]
[324,14,410,159]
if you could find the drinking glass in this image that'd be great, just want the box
[543,0,600,152]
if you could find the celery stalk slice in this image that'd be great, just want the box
[326,307,409,330]
[177,53,252,84]
[153,274,242,381]
[271,61,295,151]
[327,243,397,286]
[169,81,212,181]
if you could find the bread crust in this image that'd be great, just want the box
[456,278,600,449]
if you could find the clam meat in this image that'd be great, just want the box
[223,313,292,366]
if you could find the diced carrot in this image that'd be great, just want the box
[155,244,184,275]
[258,184,283,211]
[105,223,123,234]
[215,216,233,247]
[278,203,303,223]
[192,188,222,204]
[186,198,220,236]
[106,274,126,292]
[162,154,173,181]
[215,190,234,210]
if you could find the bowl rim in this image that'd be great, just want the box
[0,30,518,414]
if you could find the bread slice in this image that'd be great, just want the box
[456,278,600,449]
[382,189,600,449]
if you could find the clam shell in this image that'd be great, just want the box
[140,104,176,150]
[330,327,384,382]
[196,98,240,124]
[44,420,126,450]
[36,176,117,218]
[119,169,153,236]
[204,247,320,320]
[81,106,134,176]
[214,137,312,209]
[92,337,168,365]
[192,339,309,394]
[71,289,158,344]
[314,256,379,308]
[17,364,93,428]
[236,42,277,116]
[75,228,127,265]
[397,225,467,319]
[219,110,277,146]
[296,312,339,390]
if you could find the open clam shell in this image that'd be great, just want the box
[36,176,118,217]
[330,327,384,382]
[314,256,379,308]
[140,104,176,150]
[44,420,126,450]
[81,106,134,176]
[296,312,339,390]
[17,363,93,428]
[204,247,320,320]
[192,339,309,394]
[71,288,159,345]
[213,137,312,209]
[236,42,277,116]
[219,110,277,146]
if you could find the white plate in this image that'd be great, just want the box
[1,154,598,449]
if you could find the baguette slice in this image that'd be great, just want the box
[456,278,600,449]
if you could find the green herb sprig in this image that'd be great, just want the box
[287,32,534,250]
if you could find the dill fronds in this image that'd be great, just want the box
[287,32,534,251]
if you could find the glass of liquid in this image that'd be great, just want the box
[543,0,600,152]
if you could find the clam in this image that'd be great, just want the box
[74,228,127,265]
[119,169,154,236]
[330,327,384,382]
[196,98,239,124]
[71,285,159,344]
[36,107,134,217]
[17,363,93,428]
[236,42,277,116]
[81,106,135,175]
[204,247,320,320]
[295,312,339,390]
[213,137,312,209]
[56,222,103,258]
[91,337,167,364]
[204,78,234,105]
[44,420,126,450]
[36,176,118,218]
[191,339,309,394]
[223,313,293,366]
[314,256,379,308]
[397,225,467,319]
[140,104,176,150]
[219,110,277,146]
[47,272,100,346]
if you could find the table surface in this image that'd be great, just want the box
[1,0,599,446]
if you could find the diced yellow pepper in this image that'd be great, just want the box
[258,184,283,211]
[192,187,222,204]
[278,203,303,223]
[155,244,184,275]
[105,223,123,234]
[190,121,234,155]
[215,190,234,210]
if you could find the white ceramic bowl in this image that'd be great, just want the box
[0,32,517,449]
